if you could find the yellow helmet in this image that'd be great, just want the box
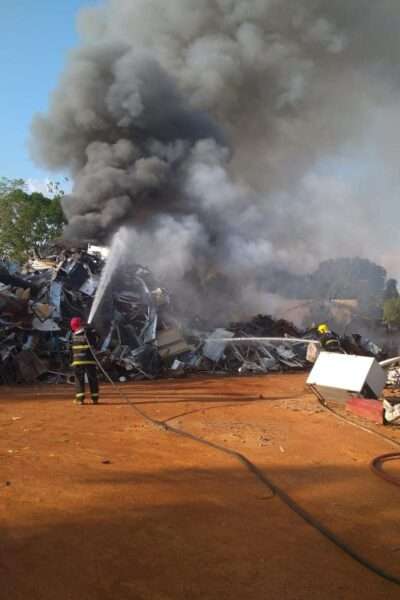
[317,323,329,335]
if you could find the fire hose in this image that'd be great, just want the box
[85,334,400,587]
[370,453,400,488]
[318,399,400,487]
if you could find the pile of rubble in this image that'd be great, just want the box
[0,247,387,385]
[0,248,103,383]
[196,316,309,376]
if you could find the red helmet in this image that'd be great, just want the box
[70,317,83,332]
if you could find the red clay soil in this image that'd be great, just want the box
[1,373,400,600]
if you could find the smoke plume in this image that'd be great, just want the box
[30,1,400,315]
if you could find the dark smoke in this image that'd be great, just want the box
[30,1,400,316]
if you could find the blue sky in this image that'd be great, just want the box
[0,0,99,185]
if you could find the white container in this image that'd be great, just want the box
[307,353,387,403]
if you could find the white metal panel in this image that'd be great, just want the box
[367,359,388,398]
[307,353,386,397]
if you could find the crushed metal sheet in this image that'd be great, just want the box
[203,329,234,362]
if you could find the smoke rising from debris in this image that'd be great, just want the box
[30,1,400,313]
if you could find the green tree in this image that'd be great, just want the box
[0,181,66,262]
[384,278,399,301]
[309,258,387,301]
[0,177,26,196]
[383,298,400,326]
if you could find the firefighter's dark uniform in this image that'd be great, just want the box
[72,327,99,404]
[320,331,342,352]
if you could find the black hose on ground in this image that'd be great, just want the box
[316,397,400,450]
[370,453,400,488]
[316,398,400,490]
[88,338,400,587]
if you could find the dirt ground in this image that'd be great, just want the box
[1,373,400,600]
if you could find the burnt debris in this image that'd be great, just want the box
[0,249,387,385]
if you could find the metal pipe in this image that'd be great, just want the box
[379,356,400,368]
[205,337,320,345]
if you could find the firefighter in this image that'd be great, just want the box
[317,323,342,352]
[70,317,100,405]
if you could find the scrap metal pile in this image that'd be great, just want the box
[0,249,102,384]
[0,248,386,384]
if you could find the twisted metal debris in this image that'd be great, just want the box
[0,247,385,385]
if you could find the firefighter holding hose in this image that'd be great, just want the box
[317,323,342,353]
[70,317,100,405]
